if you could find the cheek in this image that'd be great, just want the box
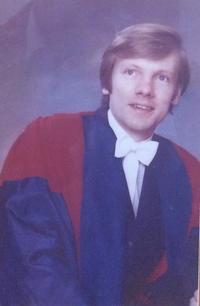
[157,82,176,96]
[156,87,174,105]
[112,76,131,93]
[115,87,133,104]
[110,93,127,117]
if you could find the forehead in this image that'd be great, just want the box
[113,53,179,74]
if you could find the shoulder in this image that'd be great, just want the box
[173,143,200,173]
[155,134,200,170]
[15,111,93,145]
[172,143,200,213]
[0,112,93,183]
[26,111,89,132]
[154,133,200,194]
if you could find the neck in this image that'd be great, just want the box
[107,109,154,143]
[125,128,153,142]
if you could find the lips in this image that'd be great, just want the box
[129,103,154,111]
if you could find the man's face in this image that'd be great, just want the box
[108,54,181,141]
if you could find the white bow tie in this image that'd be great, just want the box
[115,137,159,165]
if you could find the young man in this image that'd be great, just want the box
[0,24,199,306]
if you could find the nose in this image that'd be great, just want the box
[135,77,154,97]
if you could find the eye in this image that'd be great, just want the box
[125,68,137,76]
[158,74,170,82]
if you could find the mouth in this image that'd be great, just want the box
[129,103,154,111]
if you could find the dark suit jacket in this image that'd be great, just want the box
[0,111,199,306]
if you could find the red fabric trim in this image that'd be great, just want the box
[136,293,152,305]
[146,254,168,283]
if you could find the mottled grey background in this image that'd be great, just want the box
[0,0,199,170]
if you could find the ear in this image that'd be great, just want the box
[171,86,181,106]
[102,88,109,95]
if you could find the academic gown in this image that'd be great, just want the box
[0,110,199,306]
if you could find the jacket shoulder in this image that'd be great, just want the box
[172,142,200,179]
[26,111,89,132]
[155,134,200,171]
[0,112,92,184]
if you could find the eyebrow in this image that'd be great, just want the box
[121,63,140,69]
[119,63,141,72]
